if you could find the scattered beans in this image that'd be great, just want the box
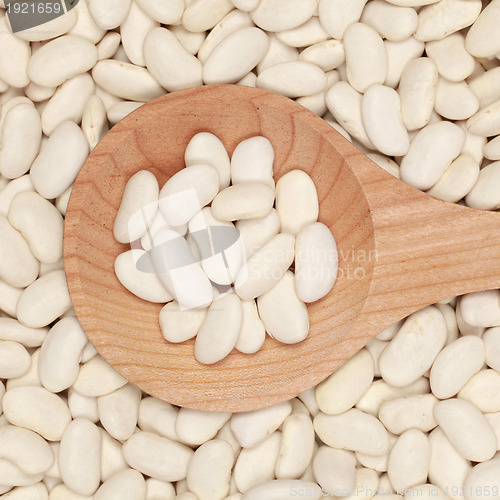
[1,0,500,497]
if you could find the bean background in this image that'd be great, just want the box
[0,0,500,498]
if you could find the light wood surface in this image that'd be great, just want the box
[64,85,500,412]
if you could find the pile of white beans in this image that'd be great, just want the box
[114,134,338,363]
[0,0,499,498]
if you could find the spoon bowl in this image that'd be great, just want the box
[64,85,500,412]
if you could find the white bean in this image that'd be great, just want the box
[361,84,409,156]
[326,81,374,149]
[73,355,127,397]
[234,432,281,493]
[434,398,497,462]
[387,429,430,492]
[400,122,465,190]
[120,0,159,67]
[97,384,142,441]
[88,0,131,30]
[465,160,500,210]
[464,459,500,500]
[426,154,480,203]
[314,408,390,456]
[230,136,275,187]
[435,78,479,121]
[458,369,500,413]
[30,120,89,200]
[318,0,368,39]
[0,317,47,347]
[212,182,275,221]
[122,431,193,482]
[114,170,159,244]
[81,94,109,151]
[235,209,280,258]
[160,164,220,226]
[430,336,485,399]
[483,327,500,372]
[59,418,101,496]
[115,249,173,303]
[0,341,30,379]
[94,469,146,500]
[0,17,30,88]
[360,1,418,42]
[159,301,206,343]
[2,386,71,441]
[92,60,164,102]
[203,27,269,85]
[316,349,374,416]
[176,408,231,446]
[256,61,327,98]
[276,169,318,235]
[16,270,71,328]
[379,394,438,435]
[182,0,234,32]
[429,427,472,499]
[144,28,203,92]
[0,215,39,288]
[0,425,53,475]
[426,33,475,82]
[235,300,266,354]
[8,191,63,264]
[399,57,438,131]
[250,0,316,32]
[0,103,41,179]
[185,133,231,189]
[344,23,387,94]
[136,0,184,24]
[40,73,95,136]
[195,294,243,364]
[187,439,234,500]
[415,0,482,42]
[231,401,292,448]
[276,413,315,480]
[465,0,500,59]
[28,35,98,88]
[257,271,309,343]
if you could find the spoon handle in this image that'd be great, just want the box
[347,148,500,335]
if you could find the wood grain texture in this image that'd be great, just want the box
[63,85,500,412]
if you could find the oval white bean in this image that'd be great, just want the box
[185,132,231,190]
[204,27,269,85]
[39,317,88,393]
[97,384,142,441]
[2,386,71,441]
[230,136,275,187]
[28,35,98,88]
[316,349,374,416]
[211,182,275,221]
[257,271,309,343]
[256,61,327,98]
[123,431,193,482]
[30,120,89,200]
[114,170,159,244]
[344,23,387,94]
[16,270,72,328]
[73,355,127,397]
[0,341,30,379]
[0,104,41,179]
[195,294,243,364]
[434,398,497,462]
[235,233,295,301]
[400,122,465,190]
[59,418,101,496]
[144,27,203,92]
[276,170,319,235]
[159,164,220,226]
[8,191,64,264]
[92,60,165,102]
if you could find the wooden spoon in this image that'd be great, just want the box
[64,85,500,412]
